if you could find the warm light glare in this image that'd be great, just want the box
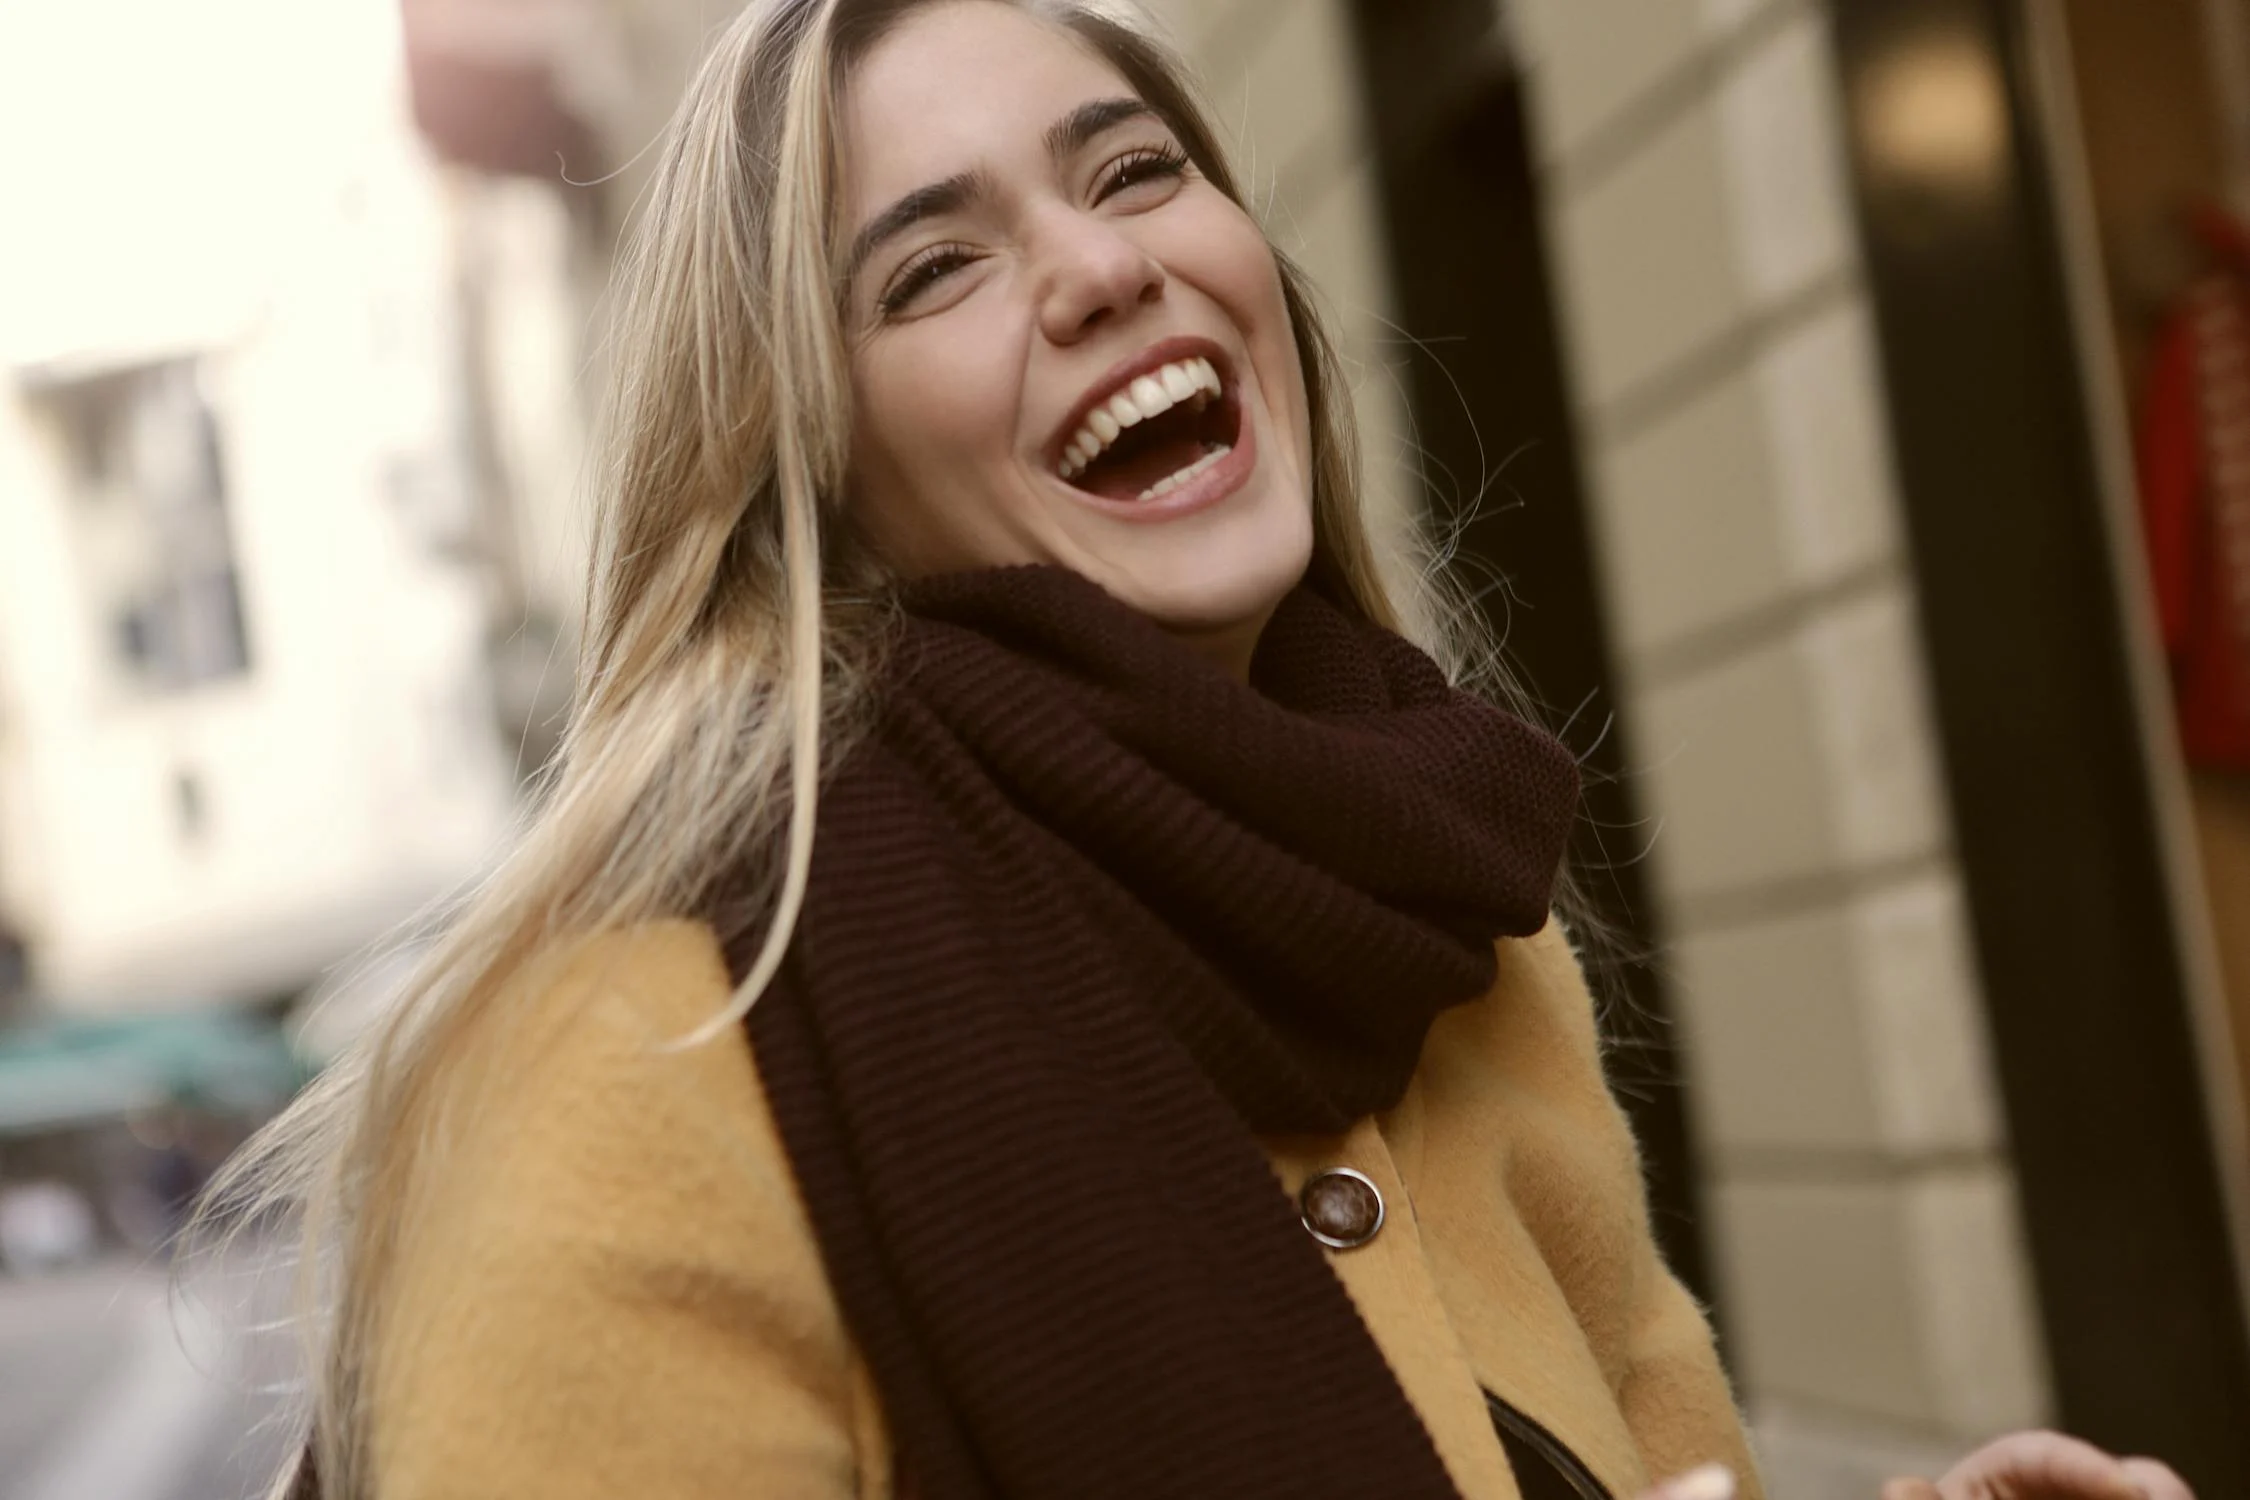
[0,0,528,1006]
[0,0,408,368]
[1859,33,2009,197]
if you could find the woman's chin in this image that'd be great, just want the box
[1014,460,1315,650]
[1091,538,1312,654]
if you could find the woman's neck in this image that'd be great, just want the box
[1164,610,1271,684]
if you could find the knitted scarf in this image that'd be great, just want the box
[731,565,1581,1500]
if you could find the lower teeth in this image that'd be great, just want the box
[1136,443,1232,502]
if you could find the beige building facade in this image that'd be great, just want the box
[0,0,526,1011]
[1505,0,2044,1483]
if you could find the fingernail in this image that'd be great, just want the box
[1656,1464,1737,1500]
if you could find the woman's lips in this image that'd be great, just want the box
[1054,354,1225,484]
[1049,389,1259,524]
[1065,384,1243,502]
[1046,334,1236,472]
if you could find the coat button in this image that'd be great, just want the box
[1299,1167,1384,1250]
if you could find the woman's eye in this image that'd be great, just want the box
[878,245,977,317]
[1095,143,1190,205]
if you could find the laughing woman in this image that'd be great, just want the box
[214,3,2186,1499]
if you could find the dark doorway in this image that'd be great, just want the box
[1344,0,1716,1308]
[1827,0,2250,1488]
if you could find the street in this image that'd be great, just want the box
[0,1255,294,1500]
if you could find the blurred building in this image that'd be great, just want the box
[0,0,622,1018]
[0,0,536,1011]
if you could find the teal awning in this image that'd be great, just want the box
[0,1011,304,1137]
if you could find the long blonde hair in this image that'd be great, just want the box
[203,1,1526,1493]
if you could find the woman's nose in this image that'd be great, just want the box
[1034,214,1165,345]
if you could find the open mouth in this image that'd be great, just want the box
[1053,353,1243,503]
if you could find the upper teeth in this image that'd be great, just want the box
[1057,355,1224,479]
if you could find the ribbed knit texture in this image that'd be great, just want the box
[732,565,1580,1500]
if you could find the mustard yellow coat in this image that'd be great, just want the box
[370,919,1763,1500]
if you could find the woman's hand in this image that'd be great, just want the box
[1881,1430,2194,1500]
[1636,1464,1736,1500]
[1630,1430,2195,1500]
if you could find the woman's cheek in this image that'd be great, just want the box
[860,334,980,474]
[849,303,1040,575]
[904,304,1024,454]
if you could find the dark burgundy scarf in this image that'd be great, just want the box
[732,565,1580,1500]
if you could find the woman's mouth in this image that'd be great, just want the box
[1052,354,1244,504]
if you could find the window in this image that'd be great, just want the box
[45,360,252,693]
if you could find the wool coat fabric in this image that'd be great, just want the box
[370,918,1763,1500]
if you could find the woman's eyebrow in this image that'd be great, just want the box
[1043,96,1154,161]
[846,169,993,285]
[845,96,1158,287]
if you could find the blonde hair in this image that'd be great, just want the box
[201,1,1526,1494]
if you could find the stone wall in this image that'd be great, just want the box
[1505,0,2049,1485]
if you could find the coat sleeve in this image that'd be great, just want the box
[370,922,885,1500]
[1507,922,1765,1499]
[1609,1238,1764,1496]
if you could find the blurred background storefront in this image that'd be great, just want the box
[2,0,2248,1496]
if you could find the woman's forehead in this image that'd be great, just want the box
[840,3,1138,211]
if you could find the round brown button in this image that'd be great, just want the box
[1299,1167,1384,1250]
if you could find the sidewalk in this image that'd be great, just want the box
[0,1255,294,1500]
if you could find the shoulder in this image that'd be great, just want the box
[374,921,868,1496]
[411,920,771,1190]
[1494,915,1600,1020]
[408,918,791,1230]
[1405,916,1648,1246]
[496,917,740,1047]
[1420,915,1608,1098]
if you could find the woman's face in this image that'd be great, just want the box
[837,1,1315,674]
